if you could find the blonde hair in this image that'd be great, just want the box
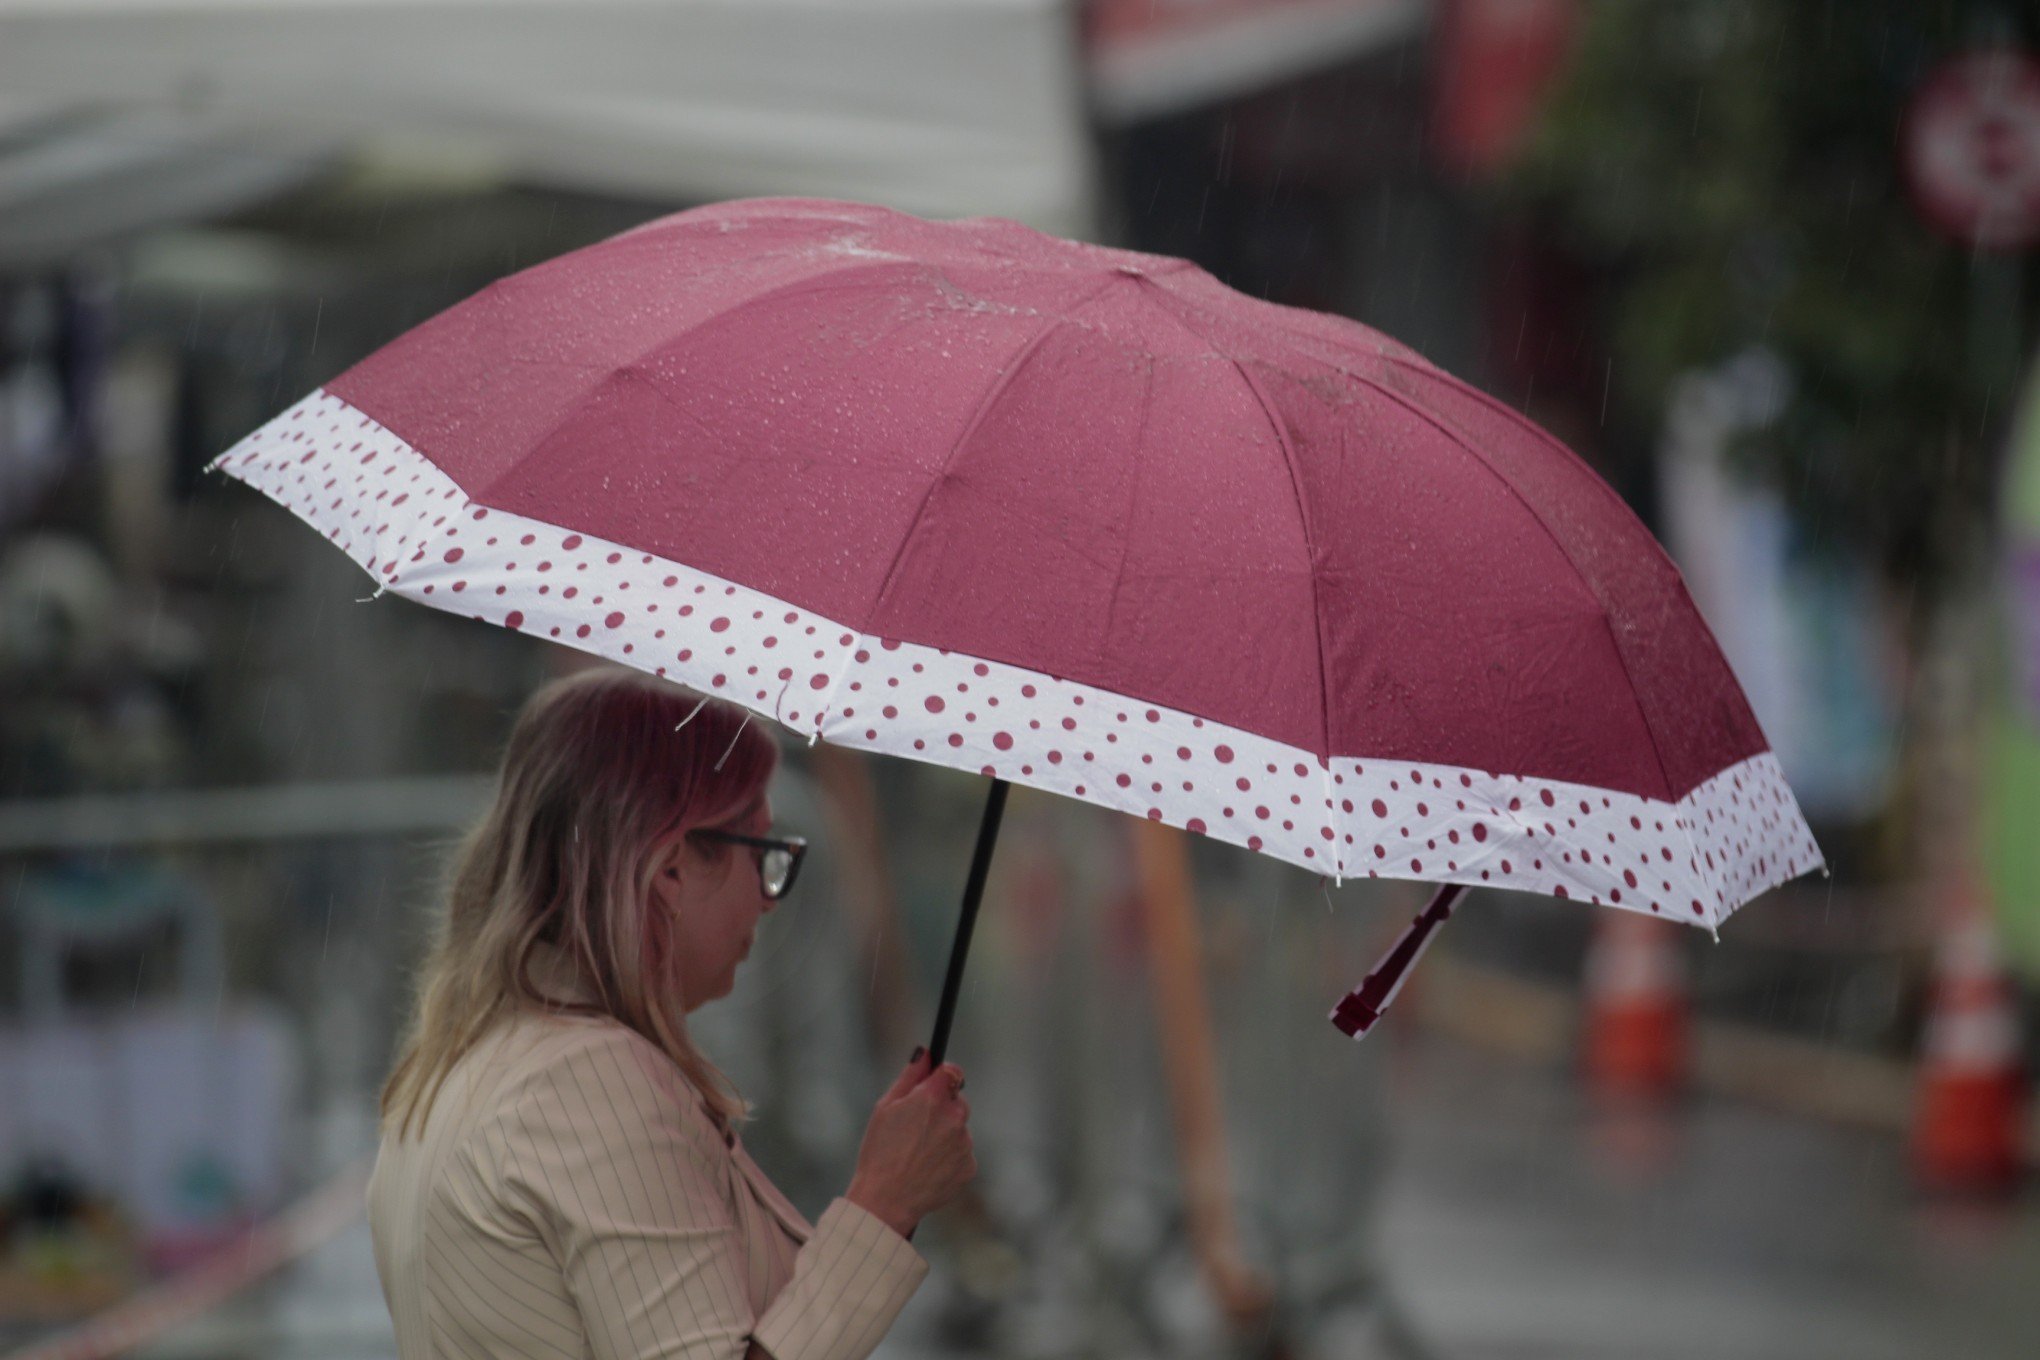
[381,667,779,1139]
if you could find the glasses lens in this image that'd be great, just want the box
[761,847,792,897]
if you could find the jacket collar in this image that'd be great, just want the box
[524,939,602,1011]
[521,940,811,1241]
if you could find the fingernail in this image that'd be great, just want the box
[910,1046,926,1063]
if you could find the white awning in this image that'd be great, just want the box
[0,0,1098,264]
[1087,0,1427,125]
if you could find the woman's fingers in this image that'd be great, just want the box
[883,1048,931,1102]
[917,1062,966,1100]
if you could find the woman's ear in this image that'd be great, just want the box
[651,834,693,908]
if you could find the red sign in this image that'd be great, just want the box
[1902,49,2040,251]
[1431,0,1580,178]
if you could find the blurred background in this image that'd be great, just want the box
[3,2,2039,1357]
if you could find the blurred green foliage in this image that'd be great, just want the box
[1511,0,2028,599]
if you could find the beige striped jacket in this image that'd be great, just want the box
[367,980,928,1360]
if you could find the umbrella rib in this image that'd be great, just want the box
[1344,374,1679,806]
[1140,281,1685,805]
[456,261,924,506]
[862,272,1128,630]
[1377,350,1730,640]
[1227,360,1338,873]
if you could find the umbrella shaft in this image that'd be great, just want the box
[928,779,1010,1065]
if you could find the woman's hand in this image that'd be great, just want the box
[844,1049,975,1242]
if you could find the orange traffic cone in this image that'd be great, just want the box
[1582,911,1689,1098]
[1912,911,2027,1193]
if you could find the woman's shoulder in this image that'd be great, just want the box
[480,1008,728,1155]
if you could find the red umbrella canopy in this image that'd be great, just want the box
[213,197,1821,928]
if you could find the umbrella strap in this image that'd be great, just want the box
[1329,883,1466,1039]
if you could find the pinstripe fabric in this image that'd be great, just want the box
[368,1003,928,1360]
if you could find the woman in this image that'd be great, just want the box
[368,667,975,1360]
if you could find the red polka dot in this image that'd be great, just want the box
[1116,774,1132,788]
[1187,818,1207,834]
[925,695,945,713]
[504,611,524,629]
[1215,745,1234,763]
[947,734,964,747]
[882,705,898,719]
[442,547,463,563]
[604,611,625,628]
[562,534,583,549]
[710,617,730,632]
[1371,799,1388,818]
[993,732,1014,750]
[809,674,828,690]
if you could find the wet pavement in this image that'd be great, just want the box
[122,1034,2039,1360]
[1374,1037,2040,1360]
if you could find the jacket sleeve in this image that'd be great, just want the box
[481,1025,928,1360]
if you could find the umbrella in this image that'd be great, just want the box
[208,196,1823,1055]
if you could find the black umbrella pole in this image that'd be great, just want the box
[927,778,1010,1066]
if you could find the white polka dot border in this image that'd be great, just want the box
[213,389,1825,928]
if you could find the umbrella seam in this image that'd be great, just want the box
[863,271,1129,631]
[1377,351,1770,789]
[447,261,927,506]
[1227,360,1339,875]
[1138,281,1738,805]
[1340,375,1680,806]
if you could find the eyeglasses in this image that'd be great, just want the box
[691,828,808,900]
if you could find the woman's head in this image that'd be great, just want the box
[382,667,781,1137]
